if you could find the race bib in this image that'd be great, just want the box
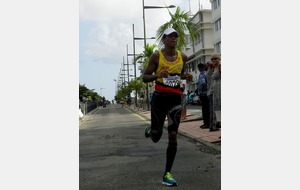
[163,75,180,87]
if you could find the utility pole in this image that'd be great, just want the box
[100,86,105,96]
[126,44,130,83]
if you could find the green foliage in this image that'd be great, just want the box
[156,7,200,51]
[135,43,156,73]
[79,84,100,101]
[128,77,146,93]
[115,77,146,100]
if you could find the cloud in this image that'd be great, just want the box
[80,0,141,23]
[79,0,211,65]
[80,0,175,64]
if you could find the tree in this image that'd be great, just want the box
[127,77,146,98]
[134,43,156,108]
[156,7,200,51]
[115,77,146,101]
[134,43,156,72]
[79,84,100,101]
[79,84,89,97]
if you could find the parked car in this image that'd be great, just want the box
[192,95,201,105]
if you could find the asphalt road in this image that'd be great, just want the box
[79,104,221,190]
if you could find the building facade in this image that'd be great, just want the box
[183,9,215,93]
[210,0,221,53]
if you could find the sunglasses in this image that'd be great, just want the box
[211,58,219,60]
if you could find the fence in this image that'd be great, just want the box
[79,99,149,117]
[80,101,98,115]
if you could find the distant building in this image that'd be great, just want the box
[210,0,221,53]
[183,9,215,92]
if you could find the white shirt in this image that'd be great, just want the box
[181,79,187,95]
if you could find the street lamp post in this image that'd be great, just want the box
[142,0,176,110]
[100,86,105,97]
[126,44,130,83]
[132,24,136,80]
[130,24,155,107]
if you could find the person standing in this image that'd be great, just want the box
[102,96,106,108]
[186,90,191,104]
[197,63,210,129]
[206,61,217,131]
[142,27,187,187]
[210,53,221,131]
[180,79,187,120]
[126,95,131,107]
[79,101,84,119]
[188,90,195,104]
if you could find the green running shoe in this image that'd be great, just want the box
[144,126,152,138]
[162,172,177,186]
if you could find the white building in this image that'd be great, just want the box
[183,9,215,92]
[210,0,221,53]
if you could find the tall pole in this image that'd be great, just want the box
[142,0,150,111]
[132,24,138,107]
[142,0,146,49]
[123,57,125,86]
[132,24,136,79]
[100,86,105,96]
[120,66,124,87]
[126,44,130,83]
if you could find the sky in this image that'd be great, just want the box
[79,0,211,101]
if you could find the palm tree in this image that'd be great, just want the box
[133,43,156,109]
[156,7,200,51]
[79,84,100,101]
[134,43,156,73]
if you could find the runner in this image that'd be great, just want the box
[142,27,187,186]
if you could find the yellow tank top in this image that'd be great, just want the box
[154,50,184,94]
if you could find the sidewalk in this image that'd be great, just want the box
[128,105,221,145]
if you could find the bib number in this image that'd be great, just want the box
[163,75,180,87]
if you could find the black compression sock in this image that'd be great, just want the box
[165,142,177,173]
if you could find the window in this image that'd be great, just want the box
[213,0,221,10]
[197,34,202,45]
[214,18,221,32]
[213,0,217,9]
[214,42,221,53]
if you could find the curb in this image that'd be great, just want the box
[127,106,221,151]
[180,117,203,123]
[79,107,99,125]
[178,131,221,153]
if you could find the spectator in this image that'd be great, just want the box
[79,103,83,119]
[197,63,210,129]
[206,60,216,131]
[126,96,131,107]
[181,79,187,120]
[188,90,195,104]
[210,53,221,131]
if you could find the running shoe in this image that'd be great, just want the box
[162,172,177,186]
[144,126,152,138]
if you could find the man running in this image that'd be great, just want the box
[142,27,187,186]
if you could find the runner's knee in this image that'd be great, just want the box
[168,131,177,143]
[151,130,163,143]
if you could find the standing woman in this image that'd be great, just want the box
[210,53,221,131]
